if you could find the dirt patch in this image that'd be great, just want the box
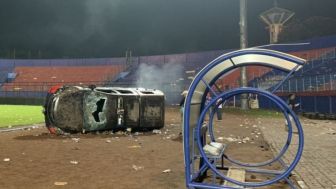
[0,107,293,189]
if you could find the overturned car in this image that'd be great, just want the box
[43,85,165,133]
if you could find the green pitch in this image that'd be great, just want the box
[0,105,44,128]
[224,107,282,118]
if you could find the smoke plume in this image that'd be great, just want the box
[136,63,184,91]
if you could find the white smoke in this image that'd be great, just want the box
[136,63,184,90]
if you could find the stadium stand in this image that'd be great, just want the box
[0,35,336,111]
[251,49,336,92]
[252,46,336,114]
[2,65,124,92]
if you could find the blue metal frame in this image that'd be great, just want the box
[207,97,293,168]
[183,49,305,189]
[195,88,303,187]
[208,96,294,168]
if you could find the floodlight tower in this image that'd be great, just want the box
[240,0,248,110]
[260,0,295,43]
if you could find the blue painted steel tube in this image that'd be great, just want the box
[195,88,304,187]
[191,162,209,181]
[206,92,294,168]
[271,64,300,93]
[183,49,305,188]
[189,182,242,189]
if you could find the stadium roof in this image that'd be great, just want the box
[258,34,336,52]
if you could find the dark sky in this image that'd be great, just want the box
[0,0,336,58]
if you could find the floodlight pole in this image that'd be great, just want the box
[260,0,295,44]
[240,0,248,110]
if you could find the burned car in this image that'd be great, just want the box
[43,85,165,133]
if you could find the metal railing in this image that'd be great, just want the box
[254,48,336,92]
[280,73,336,92]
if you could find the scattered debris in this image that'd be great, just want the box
[242,137,250,143]
[134,132,143,136]
[128,145,141,149]
[223,137,236,142]
[220,136,252,143]
[326,128,336,135]
[164,129,170,135]
[105,139,111,143]
[162,169,171,173]
[126,128,132,132]
[71,138,80,143]
[164,133,176,140]
[297,180,307,188]
[114,131,122,135]
[70,160,79,165]
[152,129,162,134]
[3,158,10,162]
[54,182,68,186]
[132,165,144,171]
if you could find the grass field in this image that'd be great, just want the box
[223,107,283,118]
[0,105,44,128]
[0,105,281,128]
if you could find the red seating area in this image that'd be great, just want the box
[2,65,125,91]
[290,47,335,60]
[215,48,336,90]
[216,66,271,89]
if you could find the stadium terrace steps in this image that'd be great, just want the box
[250,55,336,92]
[2,65,125,91]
